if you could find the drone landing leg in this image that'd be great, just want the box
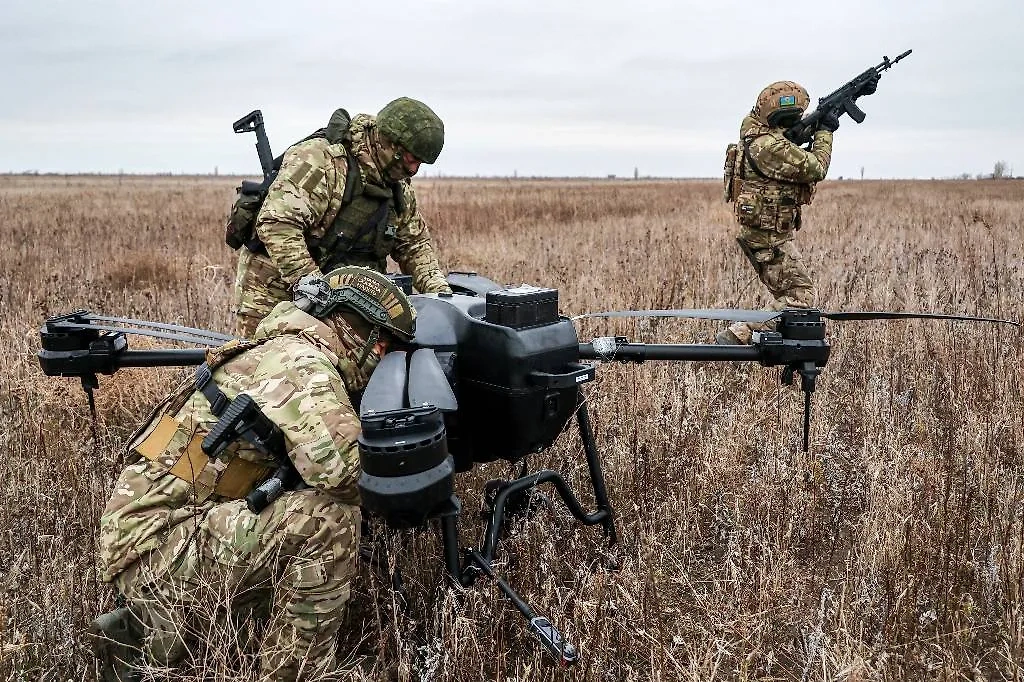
[436,496,464,580]
[465,549,579,665]
[479,470,613,561]
[577,401,618,544]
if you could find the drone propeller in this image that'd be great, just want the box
[575,307,1020,327]
[817,311,1020,325]
[360,349,459,417]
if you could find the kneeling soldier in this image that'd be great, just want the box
[90,267,416,681]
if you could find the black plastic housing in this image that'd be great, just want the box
[407,290,593,471]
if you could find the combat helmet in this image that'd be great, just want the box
[753,81,810,128]
[376,97,445,164]
[293,266,416,342]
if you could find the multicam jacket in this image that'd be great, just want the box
[732,114,833,234]
[251,113,450,294]
[97,302,378,582]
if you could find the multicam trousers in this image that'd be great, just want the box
[114,490,360,682]
[727,225,815,343]
[233,249,294,338]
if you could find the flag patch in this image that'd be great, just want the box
[779,95,797,107]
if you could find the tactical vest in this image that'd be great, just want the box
[307,173,405,275]
[731,132,813,232]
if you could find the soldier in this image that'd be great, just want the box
[232,97,452,337]
[717,79,870,344]
[89,267,416,681]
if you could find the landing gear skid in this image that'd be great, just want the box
[441,402,616,664]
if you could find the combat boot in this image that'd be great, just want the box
[89,607,143,682]
[715,329,744,345]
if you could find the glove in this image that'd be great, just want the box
[860,75,879,96]
[818,112,841,133]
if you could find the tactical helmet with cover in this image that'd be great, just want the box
[753,81,810,128]
[293,267,416,341]
[376,97,445,164]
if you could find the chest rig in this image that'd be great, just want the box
[308,169,406,274]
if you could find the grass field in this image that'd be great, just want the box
[0,175,1021,681]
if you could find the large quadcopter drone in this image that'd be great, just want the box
[37,272,1017,664]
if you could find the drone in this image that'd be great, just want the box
[37,272,1018,665]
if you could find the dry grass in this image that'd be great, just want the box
[0,174,1022,681]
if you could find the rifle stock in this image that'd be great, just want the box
[232,109,275,180]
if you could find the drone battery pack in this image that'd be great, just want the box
[485,286,559,330]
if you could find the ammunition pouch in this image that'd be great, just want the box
[312,181,403,274]
[734,190,803,233]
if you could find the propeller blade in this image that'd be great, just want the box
[822,311,1020,326]
[87,315,237,343]
[573,308,781,324]
[359,351,407,417]
[51,321,230,347]
[408,349,458,412]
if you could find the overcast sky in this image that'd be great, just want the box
[3,0,1020,179]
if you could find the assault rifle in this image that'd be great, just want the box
[785,49,912,145]
[232,110,276,193]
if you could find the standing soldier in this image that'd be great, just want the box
[717,80,854,345]
[230,97,452,337]
[89,267,416,681]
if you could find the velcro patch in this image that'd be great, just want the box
[288,161,313,185]
[779,95,797,107]
[288,161,326,193]
[301,168,325,194]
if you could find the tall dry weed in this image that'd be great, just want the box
[0,175,1021,680]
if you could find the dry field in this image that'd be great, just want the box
[0,175,1022,681]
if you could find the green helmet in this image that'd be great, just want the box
[293,267,416,341]
[376,97,444,164]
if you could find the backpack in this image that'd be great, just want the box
[224,108,355,251]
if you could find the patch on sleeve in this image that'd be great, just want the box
[779,95,797,107]
[300,168,325,194]
[286,161,317,190]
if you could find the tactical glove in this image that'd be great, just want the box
[860,75,879,96]
[819,112,841,133]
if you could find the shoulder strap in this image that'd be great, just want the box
[166,338,268,416]
[341,151,360,204]
[741,133,773,181]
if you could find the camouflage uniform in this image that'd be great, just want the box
[98,302,380,680]
[724,82,833,343]
[233,111,451,337]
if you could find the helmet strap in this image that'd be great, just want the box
[356,326,381,368]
